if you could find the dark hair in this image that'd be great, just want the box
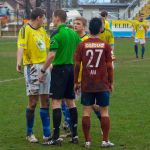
[101,10,108,17]
[74,16,87,27]
[30,8,45,20]
[89,18,102,35]
[54,10,67,22]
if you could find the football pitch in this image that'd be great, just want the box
[0,38,150,150]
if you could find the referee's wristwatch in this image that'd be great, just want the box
[41,69,46,74]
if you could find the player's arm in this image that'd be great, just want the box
[39,34,58,82]
[40,51,55,73]
[74,43,82,93]
[16,48,24,73]
[105,44,114,91]
[132,26,135,38]
[43,28,50,52]
[16,26,27,73]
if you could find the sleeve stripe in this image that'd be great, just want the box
[50,48,57,52]
[20,25,26,39]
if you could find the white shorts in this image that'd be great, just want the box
[134,38,146,44]
[24,64,51,96]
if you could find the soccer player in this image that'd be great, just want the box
[16,8,51,143]
[99,18,115,57]
[74,17,114,148]
[74,17,89,41]
[132,13,148,59]
[100,10,110,30]
[39,9,81,145]
[60,17,89,137]
[92,18,115,121]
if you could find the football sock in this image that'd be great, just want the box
[69,107,78,137]
[141,46,145,58]
[40,108,51,137]
[26,108,35,136]
[61,101,71,128]
[82,116,91,142]
[52,108,61,140]
[134,45,138,57]
[94,110,101,121]
[101,116,110,142]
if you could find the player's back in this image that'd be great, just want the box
[99,28,114,45]
[80,37,112,92]
[51,24,81,65]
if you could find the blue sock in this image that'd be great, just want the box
[26,108,34,136]
[61,101,71,127]
[94,110,101,121]
[134,45,138,57]
[40,108,51,137]
[141,46,145,58]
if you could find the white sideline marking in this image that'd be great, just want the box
[0,77,24,83]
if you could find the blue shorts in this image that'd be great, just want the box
[81,91,110,107]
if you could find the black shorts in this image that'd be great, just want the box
[50,64,75,100]
[81,91,110,107]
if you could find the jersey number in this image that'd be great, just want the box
[86,49,103,68]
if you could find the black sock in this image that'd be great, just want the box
[134,45,138,57]
[94,110,101,121]
[69,107,78,137]
[52,108,61,140]
[141,46,145,58]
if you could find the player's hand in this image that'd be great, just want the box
[74,83,80,94]
[16,64,22,73]
[110,84,114,92]
[38,72,45,82]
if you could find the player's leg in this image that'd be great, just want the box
[65,99,78,143]
[93,104,101,120]
[140,39,146,59]
[26,95,39,142]
[52,99,62,141]
[61,99,71,132]
[43,65,68,145]
[39,66,51,141]
[81,92,95,148]
[24,64,39,142]
[40,95,51,140]
[65,65,78,144]
[134,38,139,58]
[96,91,114,147]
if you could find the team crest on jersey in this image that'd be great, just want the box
[85,42,105,48]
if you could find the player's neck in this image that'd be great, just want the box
[29,21,40,29]
[90,35,99,38]
[56,22,65,28]
[79,31,86,38]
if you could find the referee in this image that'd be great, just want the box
[39,9,81,145]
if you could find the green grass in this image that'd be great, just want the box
[0,38,150,150]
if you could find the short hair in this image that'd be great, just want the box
[139,13,144,16]
[30,8,45,20]
[53,10,67,22]
[74,17,87,27]
[100,10,108,17]
[89,18,102,35]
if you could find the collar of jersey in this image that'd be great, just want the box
[58,24,66,30]
[101,28,105,33]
